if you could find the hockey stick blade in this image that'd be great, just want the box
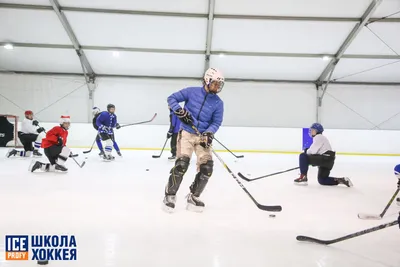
[357,213,382,220]
[238,172,252,182]
[152,155,161,158]
[257,204,282,212]
[297,220,398,245]
[151,138,169,159]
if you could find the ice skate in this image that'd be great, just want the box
[168,155,176,161]
[6,149,18,158]
[186,193,205,212]
[163,195,176,213]
[99,150,105,157]
[117,151,122,157]
[33,150,42,157]
[294,174,308,186]
[337,177,353,187]
[396,197,400,206]
[55,164,68,172]
[29,160,42,172]
[103,154,115,161]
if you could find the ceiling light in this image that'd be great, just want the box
[219,53,225,58]
[322,56,331,61]
[4,44,14,50]
[112,51,120,57]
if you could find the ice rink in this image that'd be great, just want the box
[0,148,399,267]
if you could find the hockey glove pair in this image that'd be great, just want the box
[200,132,214,149]
[174,108,193,125]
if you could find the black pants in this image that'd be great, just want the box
[300,151,338,186]
[170,133,178,156]
[44,145,62,165]
[18,132,38,151]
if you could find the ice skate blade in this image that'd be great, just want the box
[186,203,204,213]
[358,213,382,220]
[162,204,175,213]
[294,182,308,186]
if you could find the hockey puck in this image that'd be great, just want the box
[37,260,49,265]
[269,214,276,218]
[146,169,149,171]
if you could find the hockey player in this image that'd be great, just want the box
[96,104,121,160]
[294,123,353,187]
[29,115,71,172]
[92,107,122,157]
[394,164,400,206]
[163,68,225,212]
[167,106,181,160]
[6,110,45,158]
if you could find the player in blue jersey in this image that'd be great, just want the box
[96,104,121,161]
[163,68,225,213]
[92,107,122,157]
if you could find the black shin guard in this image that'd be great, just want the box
[166,156,190,195]
[190,160,213,197]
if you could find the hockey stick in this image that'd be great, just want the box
[120,113,157,128]
[190,125,282,212]
[71,156,86,168]
[152,138,168,158]
[213,137,244,158]
[358,188,400,220]
[238,167,300,182]
[296,219,398,245]
[83,136,97,154]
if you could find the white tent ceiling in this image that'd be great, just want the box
[0,0,399,84]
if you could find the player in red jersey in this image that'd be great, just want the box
[29,115,71,172]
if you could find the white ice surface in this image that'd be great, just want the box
[0,148,399,267]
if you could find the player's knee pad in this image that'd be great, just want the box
[57,146,70,165]
[166,157,190,195]
[105,139,113,147]
[200,160,214,177]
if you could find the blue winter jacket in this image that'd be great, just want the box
[167,86,224,134]
[96,111,117,134]
[169,110,181,134]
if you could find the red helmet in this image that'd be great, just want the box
[25,110,33,116]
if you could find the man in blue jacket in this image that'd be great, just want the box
[96,104,120,161]
[163,68,225,212]
[167,106,181,160]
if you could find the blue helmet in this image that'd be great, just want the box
[310,123,324,134]
[394,164,400,178]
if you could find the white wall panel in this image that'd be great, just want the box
[345,23,400,55]
[85,51,204,77]
[94,78,316,127]
[65,12,207,50]
[214,0,370,17]
[211,55,329,80]
[212,19,355,54]
[0,74,88,122]
[333,59,400,82]
[0,47,83,73]
[59,0,208,13]
[0,9,71,44]
[220,82,316,127]
[374,0,400,18]
[0,0,50,5]
[321,84,400,130]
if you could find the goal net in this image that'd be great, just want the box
[0,115,21,148]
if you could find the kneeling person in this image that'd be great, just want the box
[294,123,352,187]
[29,116,71,172]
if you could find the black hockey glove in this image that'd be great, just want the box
[174,108,192,125]
[167,131,173,139]
[200,132,214,149]
[57,136,63,146]
[37,127,45,134]
[32,120,39,126]
[116,123,121,130]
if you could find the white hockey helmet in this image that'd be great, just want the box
[92,107,101,116]
[204,68,225,93]
[59,115,71,129]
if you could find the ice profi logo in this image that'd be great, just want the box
[5,235,29,260]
